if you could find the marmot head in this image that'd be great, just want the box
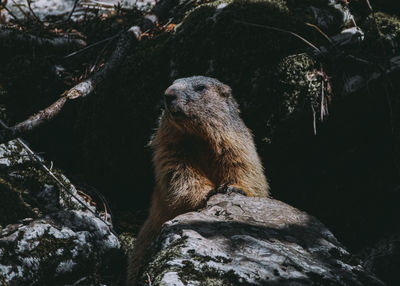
[163,76,239,131]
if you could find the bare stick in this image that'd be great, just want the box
[90,32,117,72]
[11,0,30,20]
[26,0,40,22]
[64,32,120,59]
[365,0,373,12]
[146,272,152,286]
[311,104,317,135]
[305,22,333,44]
[66,0,80,22]
[320,77,325,122]
[0,4,20,22]
[0,26,141,144]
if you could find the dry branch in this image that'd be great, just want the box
[26,0,40,22]
[0,97,67,142]
[0,26,141,144]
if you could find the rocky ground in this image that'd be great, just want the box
[0,140,122,285]
[0,0,400,285]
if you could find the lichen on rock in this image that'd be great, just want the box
[137,193,384,286]
[362,12,400,57]
[0,140,121,285]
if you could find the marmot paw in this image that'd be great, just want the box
[206,184,247,201]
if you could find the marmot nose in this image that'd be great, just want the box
[164,91,177,107]
[164,82,186,108]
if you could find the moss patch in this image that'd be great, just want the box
[361,12,400,58]
[119,232,136,255]
[0,178,34,226]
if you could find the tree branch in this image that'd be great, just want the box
[0,26,142,144]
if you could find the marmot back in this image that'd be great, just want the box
[127,76,269,285]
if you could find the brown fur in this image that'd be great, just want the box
[126,76,269,285]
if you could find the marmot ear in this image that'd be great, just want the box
[218,84,232,97]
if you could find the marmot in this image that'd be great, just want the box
[126,76,269,285]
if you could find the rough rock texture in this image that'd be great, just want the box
[138,193,384,286]
[1,1,400,284]
[361,234,400,286]
[0,140,122,285]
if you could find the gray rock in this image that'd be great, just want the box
[139,193,384,286]
[0,140,121,285]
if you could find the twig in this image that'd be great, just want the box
[146,272,152,286]
[90,33,116,72]
[11,0,30,20]
[64,32,120,59]
[102,200,108,223]
[66,0,80,22]
[0,26,141,144]
[365,0,373,12]
[321,76,325,122]
[0,4,19,22]
[78,183,114,225]
[305,22,333,44]
[311,104,317,135]
[319,67,331,122]
[26,0,40,22]
[0,152,45,159]
[235,20,321,53]
[0,97,68,143]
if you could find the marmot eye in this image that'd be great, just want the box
[194,85,206,92]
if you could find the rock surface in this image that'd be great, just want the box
[1,0,400,284]
[138,193,384,286]
[0,140,122,285]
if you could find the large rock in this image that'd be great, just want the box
[137,193,384,286]
[0,140,122,285]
